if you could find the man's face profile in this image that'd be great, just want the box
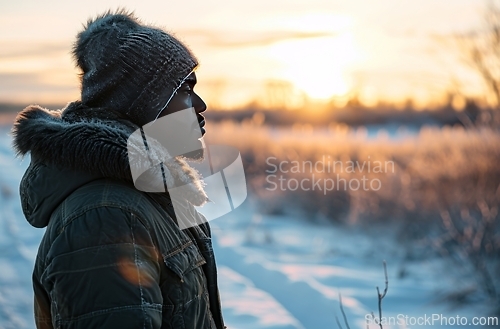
[158,72,206,137]
[145,72,207,160]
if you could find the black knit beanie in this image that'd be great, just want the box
[73,10,198,125]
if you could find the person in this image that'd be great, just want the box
[12,9,225,329]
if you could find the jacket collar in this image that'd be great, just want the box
[12,102,208,228]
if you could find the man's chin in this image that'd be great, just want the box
[181,139,205,161]
[182,148,204,161]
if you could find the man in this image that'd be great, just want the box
[12,10,225,329]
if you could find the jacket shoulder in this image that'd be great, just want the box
[53,178,158,226]
[46,178,189,254]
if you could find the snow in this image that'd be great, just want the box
[0,125,492,329]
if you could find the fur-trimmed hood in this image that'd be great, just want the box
[12,101,208,228]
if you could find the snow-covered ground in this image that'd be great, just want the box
[0,125,493,329]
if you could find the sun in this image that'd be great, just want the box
[267,16,361,101]
[269,33,358,101]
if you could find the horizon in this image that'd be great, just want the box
[0,0,492,109]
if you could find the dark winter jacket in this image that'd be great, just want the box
[12,102,225,329]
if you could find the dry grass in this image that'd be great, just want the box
[205,120,500,305]
[205,120,500,223]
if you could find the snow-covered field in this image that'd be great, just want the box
[0,124,492,329]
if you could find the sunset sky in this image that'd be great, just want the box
[0,0,490,109]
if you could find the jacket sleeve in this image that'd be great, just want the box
[41,207,162,329]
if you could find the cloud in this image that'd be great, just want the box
[179,29,336,48]
[0,72,77,104]
[0,41,70,59]
[0,30,335,57]
[0,72,42,89]
[0,72,75,93]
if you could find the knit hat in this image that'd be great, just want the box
[73,10,198,125]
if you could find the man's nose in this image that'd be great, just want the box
[194,93,207,114]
